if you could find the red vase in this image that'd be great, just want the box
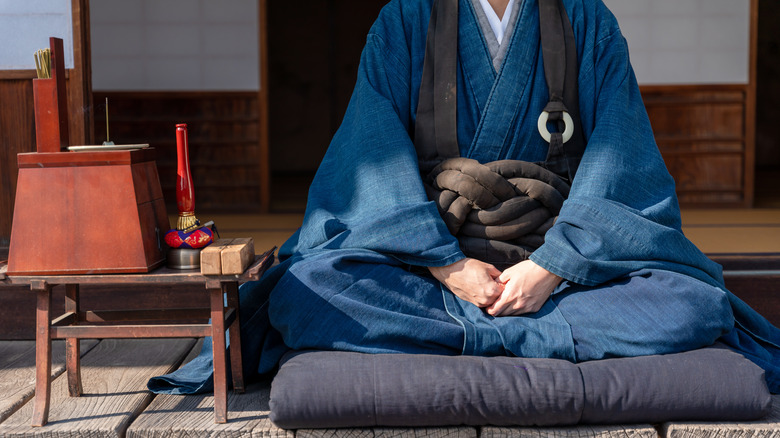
[176,123,195,216]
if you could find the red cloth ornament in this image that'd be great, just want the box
[165,227,214,249]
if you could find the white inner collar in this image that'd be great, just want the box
[477,0,516,44]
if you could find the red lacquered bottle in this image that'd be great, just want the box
[175,123,197,230]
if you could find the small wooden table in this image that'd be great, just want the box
[0,248,275,427]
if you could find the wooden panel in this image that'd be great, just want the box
[646,100,744,141]
[714,253,780,327]
[93,91,266,212]
[641,84,753,207]
[657,140,744,155]
[677,191,746,205]
[0,80,36,249]
[663,154,743,191]
[723,275,780,326]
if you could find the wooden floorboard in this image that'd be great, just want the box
[297,428,477,437]
[127,381,289,438]
[479,424,659,437]
[0,339,99,424]
[0,338,195,437]
[371,428,476,437]
[660,394,780,438]
[126,339,292,438]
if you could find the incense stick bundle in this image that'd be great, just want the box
[34,49,51,79]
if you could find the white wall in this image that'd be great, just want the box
[0,0,74,70]
[88,0,751,90]
[90,0,259,91]
[603,0,751,85]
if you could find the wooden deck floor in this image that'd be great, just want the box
[0,337,778,438]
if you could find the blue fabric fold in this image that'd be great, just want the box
[147,337,215,394]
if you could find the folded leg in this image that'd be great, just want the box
[552,269,734,361]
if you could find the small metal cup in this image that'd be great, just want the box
[167,248,201,270]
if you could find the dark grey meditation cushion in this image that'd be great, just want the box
[268,345,772,429]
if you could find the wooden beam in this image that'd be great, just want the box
[51,324,212,339]
[258,0,271,213]
[0,71,38,80]
[69,0,94,146]
[744,0,759,207]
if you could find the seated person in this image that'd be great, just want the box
[151,0,780,395]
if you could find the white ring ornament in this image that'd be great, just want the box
[537,110,574,144]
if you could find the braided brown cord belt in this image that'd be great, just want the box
[425,157,570,268]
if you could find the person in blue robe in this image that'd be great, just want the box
[149,0,780,395]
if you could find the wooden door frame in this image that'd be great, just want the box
[746,0,758,207]
[259,0,270,212]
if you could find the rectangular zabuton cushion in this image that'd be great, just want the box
[269,345,772,428]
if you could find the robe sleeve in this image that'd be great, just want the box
[280,13,464,268]
[529,14,724,288]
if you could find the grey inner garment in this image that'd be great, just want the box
[470,0,523,71]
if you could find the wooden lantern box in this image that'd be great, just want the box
[6,149,170,275]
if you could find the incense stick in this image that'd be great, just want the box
[104,97,114,145]
[34,49,51,79]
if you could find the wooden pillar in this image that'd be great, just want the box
[258,0,270,212]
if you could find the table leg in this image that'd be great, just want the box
[207,279,228,423]
[31,280,52,427]
[225,281,245,394]
[64,284,83,397]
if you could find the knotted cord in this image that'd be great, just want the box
[425,158,570,268]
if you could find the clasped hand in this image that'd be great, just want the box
[428,258,562,316]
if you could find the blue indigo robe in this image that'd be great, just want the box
[149,0,780,395]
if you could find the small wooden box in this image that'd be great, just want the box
[200,238,255,275]
[6,148,170,275]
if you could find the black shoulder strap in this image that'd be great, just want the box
[415,0,584,181]
[415,0,460,175]
[538,0,585,181]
